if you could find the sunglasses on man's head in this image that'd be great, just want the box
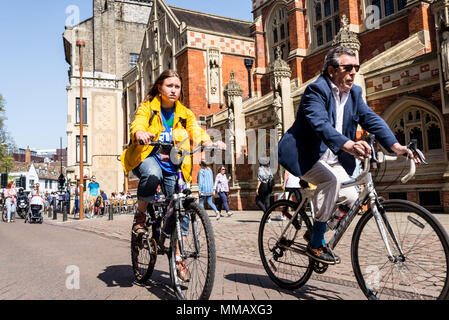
[336,64,360,72]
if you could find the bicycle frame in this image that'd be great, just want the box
[279,154,409,262]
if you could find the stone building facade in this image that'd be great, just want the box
[63,0,153,196]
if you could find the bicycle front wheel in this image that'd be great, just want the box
[169,202,216,300]
[352,199,449,300]
[131,216,158,284]
[258,200,314,290]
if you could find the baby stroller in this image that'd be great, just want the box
[26,194,44,224]
[16,198,29,219]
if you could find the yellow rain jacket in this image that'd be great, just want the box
[120,96,211,183]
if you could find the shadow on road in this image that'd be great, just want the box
[225,272,344,300]
[97,265,177,300]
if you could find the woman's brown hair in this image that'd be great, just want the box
[144,69,184,103]
[6,181,14,189]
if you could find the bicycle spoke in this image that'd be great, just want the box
[353,200,449,300]
[258,200,313,290]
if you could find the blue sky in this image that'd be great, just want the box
[0,0,253,150]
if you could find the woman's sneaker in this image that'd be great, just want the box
[215,211,221,220]
[306,245,340,265]
[132,211,147,235]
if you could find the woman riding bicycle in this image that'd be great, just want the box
[120,69,225,281]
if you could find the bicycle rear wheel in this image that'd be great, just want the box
[130,215,158,284]
[352,199,449,300]
[258,200,314,290]
[169,202,216,300]
[2,206,6,222]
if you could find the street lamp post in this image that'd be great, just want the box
[244,58,254,99]
[76,40,85,220]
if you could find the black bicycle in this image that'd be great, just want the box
[259,135,449,300]
[131,141,217,300]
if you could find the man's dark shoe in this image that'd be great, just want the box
[306,245,340,265]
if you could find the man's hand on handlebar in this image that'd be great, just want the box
[135,130,156,145]
[342,140,372,161]
[390,142,424,166]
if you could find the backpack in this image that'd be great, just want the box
[95,196,102,207]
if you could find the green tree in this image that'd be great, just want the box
[0,94,15,174]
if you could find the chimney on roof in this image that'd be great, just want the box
[25,147,31,163]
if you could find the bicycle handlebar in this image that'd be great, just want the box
[139,140,221,157]
[342,134,426,187]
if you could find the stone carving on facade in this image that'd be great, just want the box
[332,14,360,52]
[269,46,291,92]
[432,0,449,30]
[432,0,449,96]
[223,70,243,107]
[442,31,449,83]
[208,48,221,103]
[273,91,282,124]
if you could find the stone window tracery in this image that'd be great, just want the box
[366,0,407,20]
[391,107,443,153]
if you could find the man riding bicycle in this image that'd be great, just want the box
[279,46,420,264]
[121,69,225,281]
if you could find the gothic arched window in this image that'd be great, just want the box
[313,0,340,47]
[391,107,443,153]
[269,6,290,62]
[367,0,407,19]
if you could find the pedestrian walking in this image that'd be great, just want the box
[213,166,233,217]
[4,181,17,223]
[87,175,100,218]
[282,169,302,202]
[198,160,221,220]
[74,183,80,216]
[255,157,274,214]
[100,190,108,215]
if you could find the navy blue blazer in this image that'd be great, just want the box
[278,75,398,177]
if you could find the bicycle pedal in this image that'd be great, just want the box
[313,261,328,274]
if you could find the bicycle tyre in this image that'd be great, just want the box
[2,206,6,222]
[169,202,216,300]
[130,217,158,284]
[258,200,314,290]
[352,199,449,300]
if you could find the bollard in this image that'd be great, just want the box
[109,203,113,221]
[63,201,68,222]
[53,203,57,220]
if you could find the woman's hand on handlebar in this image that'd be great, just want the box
[135,130,155,145]
[203,140,227,150]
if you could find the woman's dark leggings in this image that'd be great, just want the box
[256,192,271,213]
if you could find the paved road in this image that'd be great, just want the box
[0,214,366,300]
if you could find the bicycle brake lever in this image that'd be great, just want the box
[407,139,428,165]
[365,134,379,162]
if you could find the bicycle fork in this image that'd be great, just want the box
[369,193,405,263]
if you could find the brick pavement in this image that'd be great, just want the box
[44,208,449,297]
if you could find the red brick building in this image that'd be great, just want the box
[123,0,449,213]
